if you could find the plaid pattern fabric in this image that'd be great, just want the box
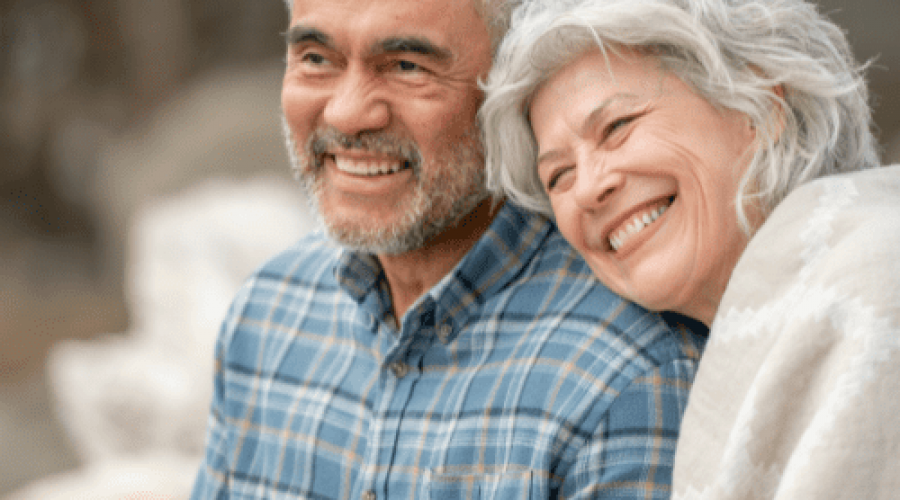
[191,203,705,499]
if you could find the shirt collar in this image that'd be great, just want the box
[334,203,554,340]
[427,203,551,342]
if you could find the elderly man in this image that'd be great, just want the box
[190,0,705,498]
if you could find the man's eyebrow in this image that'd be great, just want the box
[284,25,333,48]
[373,36,452,61]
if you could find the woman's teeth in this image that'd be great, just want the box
[334,157,407,176]
[609,202,670,252]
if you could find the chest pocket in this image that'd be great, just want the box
[425,466,536,500]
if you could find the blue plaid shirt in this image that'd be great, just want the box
[191,203,705,499]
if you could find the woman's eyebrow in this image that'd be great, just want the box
[536,149,567,168]
[579,93,640,136]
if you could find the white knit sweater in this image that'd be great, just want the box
[674,165,900,500]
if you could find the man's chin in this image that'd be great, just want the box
[323,222,429,255]
[319,191,485,255]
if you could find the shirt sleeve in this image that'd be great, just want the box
[189,327,233,499]
[190,283,253,500]
[562,357,697,499]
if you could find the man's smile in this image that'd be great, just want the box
[331,155,412,177]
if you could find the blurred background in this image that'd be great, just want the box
[0,0,898,498]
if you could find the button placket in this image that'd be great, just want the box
[389,361,409,379]
[437,324,453,344]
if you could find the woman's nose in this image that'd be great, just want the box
[572,157,625,210]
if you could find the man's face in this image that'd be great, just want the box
[282,0,493,254]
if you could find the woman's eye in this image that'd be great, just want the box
[607,116,634,135]
[547,167,573,191]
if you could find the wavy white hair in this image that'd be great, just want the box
[480,0,879,231]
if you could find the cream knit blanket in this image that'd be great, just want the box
[673,165,900,499]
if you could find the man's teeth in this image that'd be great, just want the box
[334,157,406,176]
[609,203,669,252]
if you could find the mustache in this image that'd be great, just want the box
[307,127,422,169]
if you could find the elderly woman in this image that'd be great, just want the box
[481,0,900,498]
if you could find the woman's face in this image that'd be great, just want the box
[529,48,756,325]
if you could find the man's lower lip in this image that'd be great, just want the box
[325,158,415,194]
[333,170,412,182]
[330,156,413,177]
[336,167,411,177]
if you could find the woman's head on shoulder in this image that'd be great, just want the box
[480,0,879,324]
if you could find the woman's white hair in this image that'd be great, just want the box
[480,0,879,231]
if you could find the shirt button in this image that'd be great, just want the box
[437,324,452,343]
[389,361,409,378]
[362,490,376,500]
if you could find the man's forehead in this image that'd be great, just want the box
[287,0,482,40]
[290,0,477,18]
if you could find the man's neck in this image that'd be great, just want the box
[378,198,502,322]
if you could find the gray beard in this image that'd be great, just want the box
[282,118,489,255]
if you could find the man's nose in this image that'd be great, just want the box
[323,66,390,136]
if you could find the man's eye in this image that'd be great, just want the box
[396,60,421,72]
[302,52,327,65]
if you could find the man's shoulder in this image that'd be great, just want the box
[220,231,346,318]
[473,226,702,408]
[251,230,341,285]
[487,226,694,366]
[499,225,616,309]
[217,231,346,349]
